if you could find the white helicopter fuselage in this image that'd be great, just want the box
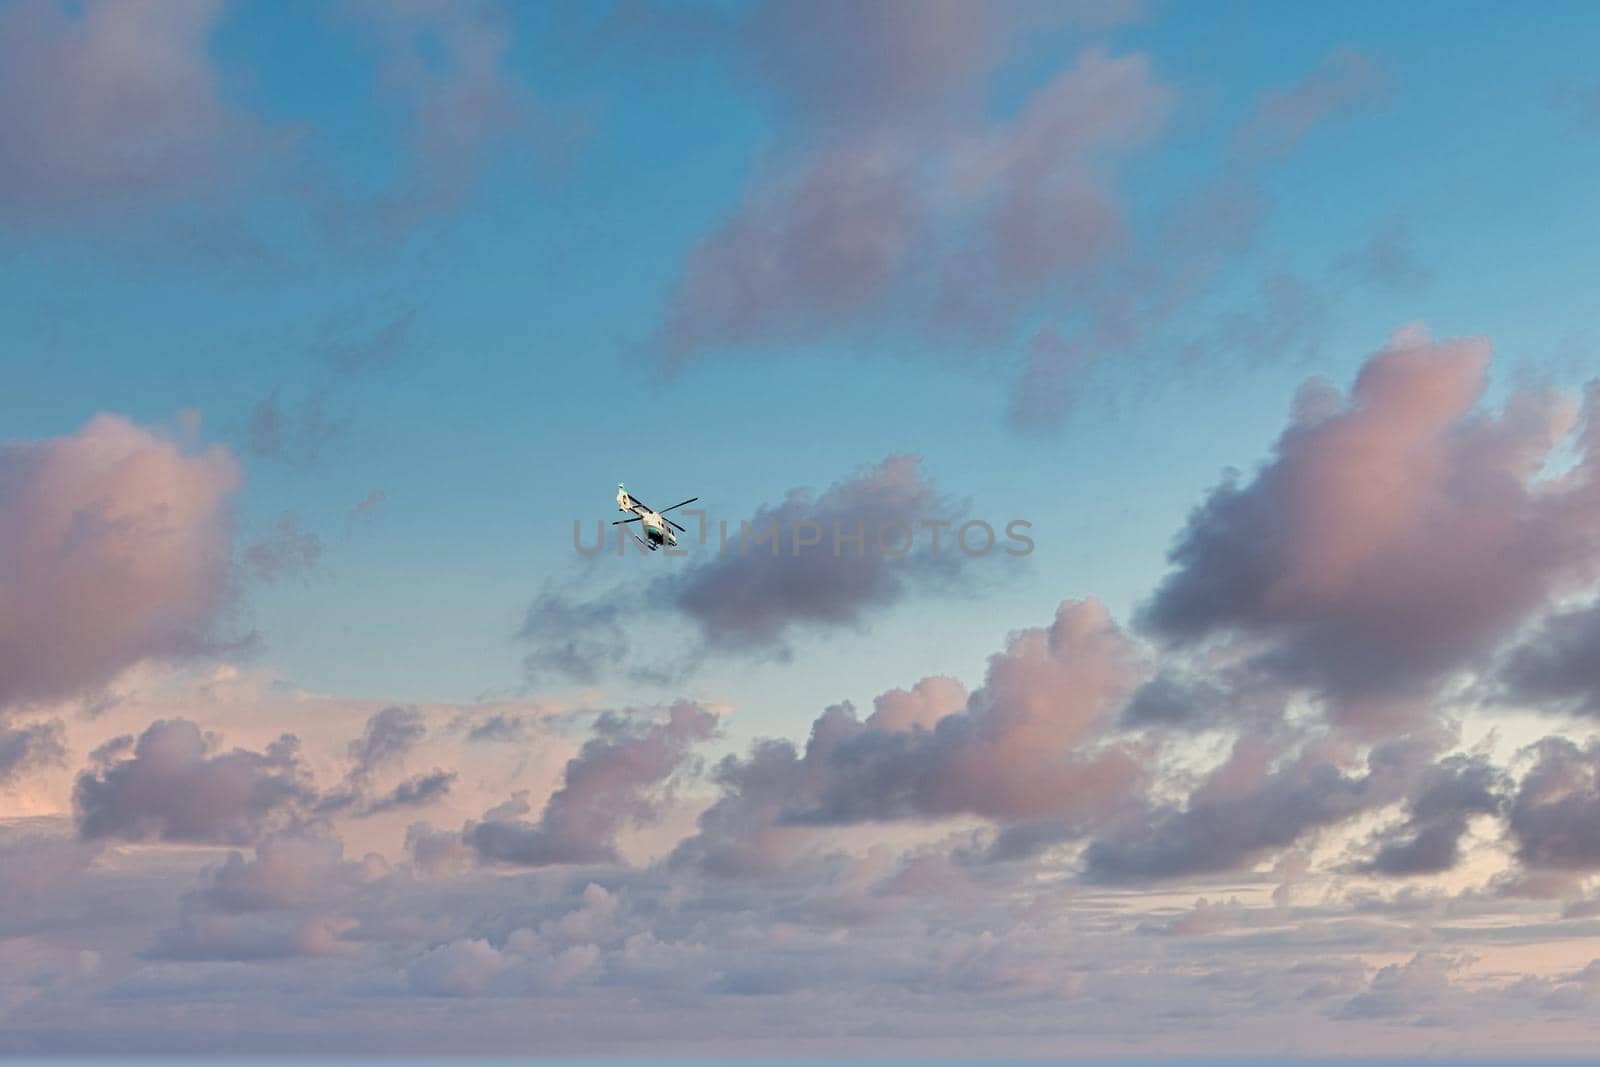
[616,485,676,548]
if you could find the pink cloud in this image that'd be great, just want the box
[0,415,241,710]
[1141,327,1600,729]
[676,599,1147,875]
[656,47,1171,365]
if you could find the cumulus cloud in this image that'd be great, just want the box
[866,675,967,732]
[74,719,316,845]
[467,703,718,866]
[676,599,1145,875]
[146,833,384,961]
[0,415,241,710]
[1140,328,1600,730]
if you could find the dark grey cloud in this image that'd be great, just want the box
[467,703,718,867]
[1084,734,1433,882]
[1498,597,1600,717]
[667,454,971,651]
[347,706,426,776]
[74,719,317,845]
[1507,737,1600,870]
[362,770,456,816]
[316,706,446,818]
[523,454,986,684]
[1358,753,1505,876]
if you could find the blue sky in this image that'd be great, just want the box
[11,0,1598,723]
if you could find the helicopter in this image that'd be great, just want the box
[614,483,698,551]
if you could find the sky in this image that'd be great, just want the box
[4,0,1600,1057]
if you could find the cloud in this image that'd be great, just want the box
[1083,733,1433,882]
[0,0,279,220]
[658,141,925,359]
[1337,953,1464,1023]
[405,820,477,878]
[341,0,568,231]
[739,0,1136,131]
[667,454,972,651]
[1507,737,1600,870]
[314,706,455,818]
[657,47,1171,365]
[1139,328,1600,730]
[519,588,633,686]
[1498,597,1600,716]
[467,703,717,866]
[1335,222,1432,296]
[197,834,373,913]
[523,454,986,682]
[1358,753,1505,876]
[362,769,456,815]
[0,415,241,710]
[1234,48,1390,161]
[349,489,387,522]
[0,832,101,912]
[243,513,323,584]
[866,675,967,732]
[407,937,510,996]
[0,720,67,785]
[675,599,1145,875]
[74,719,317,845]
[150,910,356,962]
[346,706,427,777]
[317,306,419,377]
[247,388,348,466]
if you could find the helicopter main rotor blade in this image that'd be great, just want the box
[612,516,643,525]
[665,518,687,533]
[658,497,698,513]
